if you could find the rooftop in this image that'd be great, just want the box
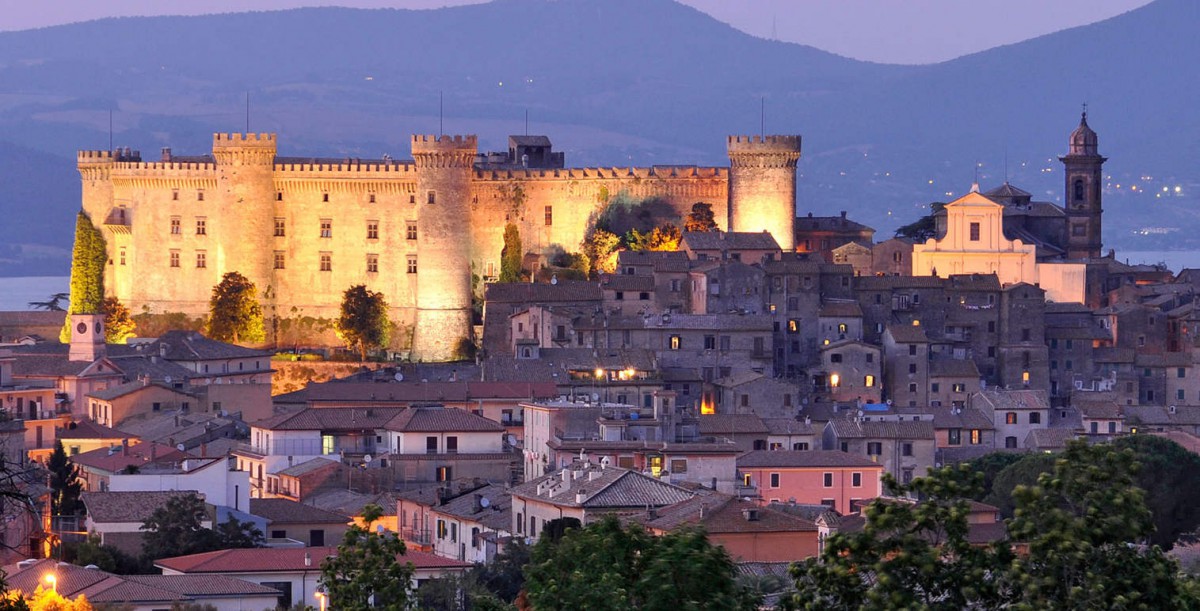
[737,450,881,469]
[249,498,351,525]
[82,490,202,523]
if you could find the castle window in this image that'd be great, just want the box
[406,222,417,241]
[407,255,417,274]
[274,218,285,237]
[197,190,204,201]
[322,193,330,203]
[169,250,180,268]
[196,251,206,268]
[427,191,436,204]
[544,205,553,226]
[368,193,376,204]
[119,248,126,266]
[409,194,416,204]
[319,252,332,272]
[170,217,181,235]
[273,251,285,270]
[195,217,206,236]
[366,254,379,273]
[969,222,980,241]
[172,190,179,201]
[367,221,379,240]
[276,192,283,201]
[1074,179,1085,201]
[669,335,681,350]
[320,219,332,238]
[1072,224,1086,236]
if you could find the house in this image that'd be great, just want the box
[55,419,134,457]
[822,419,937,484]
[156,546,471,609]
[81,490,207,556]
[395,480,512,563]
[546,438,742,492]
[932,407,997,465]
[697,414,769,451]
[0,349,63,461]
[680,230,781,264]
[736,450,883,513]
[635,491,820,562]
[3,558,281,611]
[108,456,251,513]
[72,440,190,492]
[971,389,1050,450]
[272,457,346,502]
[1075,398,1125,437]
[794,211,875,261]
[882,324,930,408]
[509,461,694,541]
[249,498,351,547]
[763,418,818,451]
[817,340,882,404]
[709,372,800,418]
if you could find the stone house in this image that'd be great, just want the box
[883,324,930,407]
[794,210,875,261]
[736,450,883,513]
[763,418,818,451]
[821,419,936,484]
[971,389,1050,450]
[818,340,882,404]
[1074,398,1125,437]
[927,357,981,409]
[636,492,820,562]
[830,241,874,277]
[680,231,781,265]
[697,414,768,451]
[615,250,691,313]
[249,498,350,547]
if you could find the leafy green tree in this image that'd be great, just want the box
[206,272,265,344]
[1113,434,1200,549]
[582,229,620,277]
[982,452,1055,517]
[70,534,148,575]
[102,296,136,344]
[319,504,414,610]
[28,292,68,312]
[626,224,681,252]
[684,202,718,232]
[60,211,108,342]
[786,466,1009,610]
[963,451,1027,500]
[499,223,523,283]
[47,441,83,517]
[214,515,265,549]
[472,538,530,604]
[334,285,390,362]
[141,493,216,559]
[525,516,757,611]
[1004,440,1185,609]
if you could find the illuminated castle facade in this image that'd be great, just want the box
[77,133,802,360]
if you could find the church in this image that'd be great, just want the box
[912,112,1106,303]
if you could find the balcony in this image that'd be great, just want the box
[403,528,433,546]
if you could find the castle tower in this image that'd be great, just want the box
[727,135,802,251]
[68,313,105,362]
[1059,112,1106,259]
[411,134,478,361]
[212,133,277,293]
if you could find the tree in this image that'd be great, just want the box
[499,224,523,283]
[684,202,718,232]
[626,224,681,252]
[963,451,1027,501]
[205,272,265,344]
[334,285,390,362]
[582,229,620,277]
[47,441,83,517]
[28,293,68,312]
[893,202,945,241]
[319,504,414,610]
[786,466,1008,610]
[473,539,531,604]
[60,211,108,342]
[213,515,265,549]
[141,493,219,560]
[524,516,758,611]
[1004,440,1187,609]
[102,296,136,344]
[1113,434,1200,549]
[981,452,1055,517]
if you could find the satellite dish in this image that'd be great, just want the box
[480,497,491,508]
[506,434,517,446]
[177,443,186,452]
[164,375,173,384]
[394,372,404,382]
[363,454,373,464]
[377,525,384,533]
[591,393,600,402]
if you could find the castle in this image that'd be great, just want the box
[77,133,802,360]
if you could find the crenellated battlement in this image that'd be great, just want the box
[411,134,478,149]
[727,134,802,154]
[77,150,115,162]
[274,160,416,174]
[213,132,278,147]
[471,165,727,181]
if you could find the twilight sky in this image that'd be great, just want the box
[0,0,1154,64]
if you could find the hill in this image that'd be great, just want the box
[0,0,1194,275]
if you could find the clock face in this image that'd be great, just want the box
[94,322,103,334]
[77,322,87,334]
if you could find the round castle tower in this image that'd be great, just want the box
[727,135,802,251]
[212,133,277,293]
[411,134,478,362]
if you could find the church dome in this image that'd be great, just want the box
[1069,112,1098,156]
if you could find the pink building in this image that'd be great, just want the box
[736,450,883,513]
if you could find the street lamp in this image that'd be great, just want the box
[44,574,56,594]
[315,591,327,611]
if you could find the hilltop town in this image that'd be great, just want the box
[3,113,1200,608]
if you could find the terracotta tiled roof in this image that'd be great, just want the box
[1074,399,1123,420]
[929,357,980,379]
[930,408,994,430]
[697,414,768,435]
[600,273,655,292]
[1025,428,1077,450]
[640,492,817,533]
[736,450,881,469]
[82,490,201,523]
[57,419,130,440]
[123,574,282,597]
[146,330,272,361]
[276,457,341,477]
[818,301,863,318]
[484,281,602,303]
[252,406,405,431]
[682,230,780,251]
[87,379,195,401]
[72,441,189,473]
[617,250,691,273]
[854,276,946,290]
[155,546,470,573]
[511,463,694,509]
[304,381,558,404]
[249,498,350,525]
[885,324,929,344]
[975,389,1049,411]
[825,419,936,440]
[385,406,505,433]
[762,418,817,436]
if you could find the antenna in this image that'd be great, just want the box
[108,109,113,152]
[1082,101,1088,120]
[760,96,765,137]
[771,15,777,41]
[525,109,529,136]
[439,91,444,137]
[245,91,250,133]
[1004,146,1009,184]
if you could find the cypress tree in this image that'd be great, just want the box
[60,211,108,342]
[47,441,83,516]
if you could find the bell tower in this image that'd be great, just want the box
[1059,110,1106,260]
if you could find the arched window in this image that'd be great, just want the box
[1074,179,1085,201]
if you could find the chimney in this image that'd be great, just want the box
[121,438,129,456]
[743,508,760,522]
[304,552,312,567]
[161,147,172,162]
[840,210,847,218]
[575,490,587,504]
